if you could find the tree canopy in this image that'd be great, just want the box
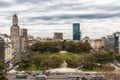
[30,41,92,53]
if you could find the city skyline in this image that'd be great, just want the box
[0,0,120,39]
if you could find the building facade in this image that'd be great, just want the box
[11,14,20,54]
[21,28,27,37]
[0,34,14,64]
[90,38,105,50]
[73,23,81,41]
[10,14,21,63]
[53,33,63,40]
[21,28,28,53]
[105,35,115,51]
[0,37,4,63]
[114,32,120,53]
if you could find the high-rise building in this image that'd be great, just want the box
[11,14,21,63]
[114,32,120,53]
[21,37,28,53]
[11,14,21,54]
[73,23,81,40]
[21,28,28,53]
[53,33,63,40]
[105,35,115,51]
[21,28,27,37]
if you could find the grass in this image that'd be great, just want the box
[42,52,84,61]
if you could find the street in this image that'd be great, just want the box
[6,72,105,80]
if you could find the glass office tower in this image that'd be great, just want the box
[73,23,81,40]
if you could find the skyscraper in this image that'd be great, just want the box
[73,23,81,40]
[105,35,115,51]
[21,28,27,37]
[21,28,28,53]
[11,14,20,54]
[114,32,120,53]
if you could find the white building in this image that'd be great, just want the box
[0,34,14,64]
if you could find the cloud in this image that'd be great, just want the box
[0,0,120,39]
[29,13,120,21]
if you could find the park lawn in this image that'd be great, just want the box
[16,52,115,72]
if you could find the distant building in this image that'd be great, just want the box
[21,28,27,37]
[0,37,4,63]
[28,35,36,46]
[73,23,81,41]
[10,14,21,54]
[21,37,28,53]
[90,38,105,50]
[20,28,28,53]
[105,35,115,51]
[39,38,53,42]
[0,34,14,64]
[28,35,34,40]
[53,33,63,40]
[114,32,120,53]
[36,37,41,41]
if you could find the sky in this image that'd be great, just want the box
[0,0,120,39]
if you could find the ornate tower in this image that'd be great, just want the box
[11,14,20,54]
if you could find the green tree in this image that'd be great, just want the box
[61,40,66,50]
[30,42,61,53]
[65,41,91,53]
[93,49,114,64]
[0,62,7,80]
[77,54,96,69]
[114,54,120,62]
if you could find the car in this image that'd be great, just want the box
[91,77,106,80]
[31,72,39,76]
[15,73,28,79]
[35,75,47,80]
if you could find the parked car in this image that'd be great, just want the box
[15,73,27,79]
[35,75,47,80]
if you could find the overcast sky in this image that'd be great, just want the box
[0,0,120,39]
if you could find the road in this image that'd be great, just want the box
[6,72,105,80]
[6,73,35,80]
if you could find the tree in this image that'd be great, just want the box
[77,54,96,69]
[30,42,61,53]
[115,54,120,62]
[83,41,92,52]
[65,41,92,53]
[61,40,66,50]
[93,49,114,64]
[0,62,7,80]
